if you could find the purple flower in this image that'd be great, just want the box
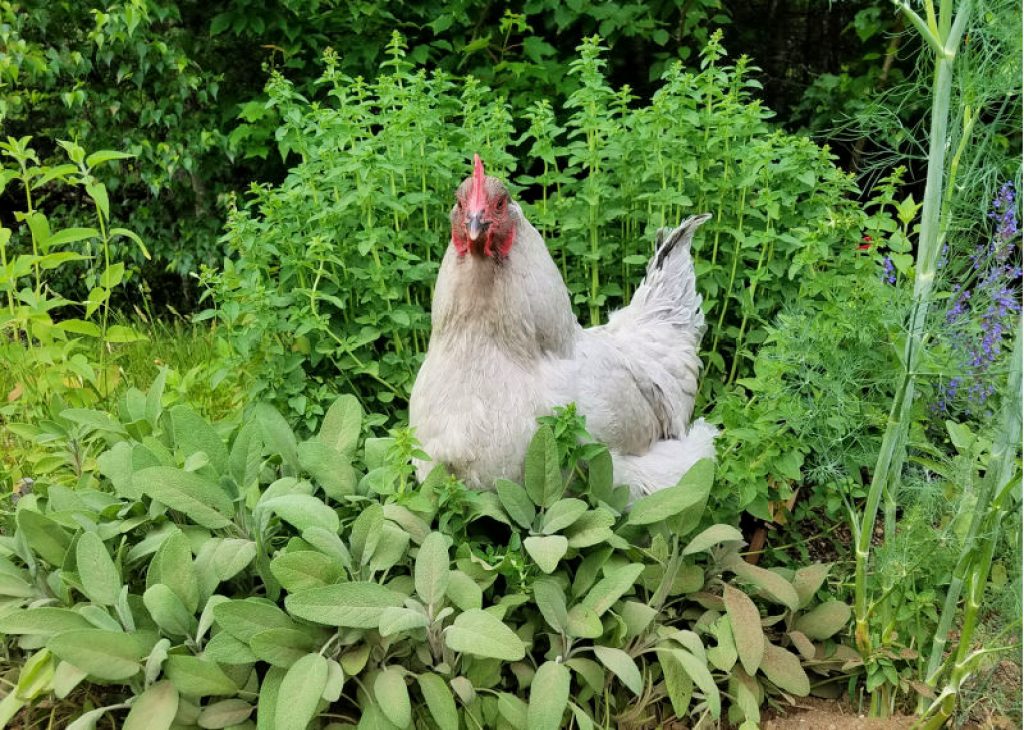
[936,181,1022,416]
[882,256,896,285]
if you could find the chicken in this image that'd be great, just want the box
[408,155,716,497]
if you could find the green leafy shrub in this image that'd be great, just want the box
[201,33,891,429]
[0,387,854,728]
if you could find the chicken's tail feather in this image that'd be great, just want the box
[613,419,718,500]
[627,213,712,338]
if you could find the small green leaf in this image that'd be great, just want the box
[444,609,526,661]
[540,498,589,534]
[682,524,745,555]
[496,479,535,529]
[592,646,642,695]
[723,584,764,675]
[415,531,451,608]
[661,647,721,719]
[48,630,143,681]
[417,672,458,730]
[0,607,93,636]
[123,681,178,730]
[582,563,643,617]
[527,661,570,730]
[446,570,483,611]
[275,653,328,730]
[164,655,237,697]
[285,582,404,628]
[378,606,429,636]
[261,494,339,533]
[524,535,568,574]
[214,599,295,642]
[760,642,810,696]
[792,563,830,608]
[270,550,342,592]
[627,459,714,526]
[197,698,253,729]
[729,559,800,611]
[793,600,851,640]
[255,403,299,471]
[318,394,362,454]
[135,466,232,529]
[566,604,602,639]
[143,584,194,638]
[533,578,568,633]
[250,628,317,668]
[374,668,411,728]
[524,426,564,507]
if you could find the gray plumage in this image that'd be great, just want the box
[409,194,716,498]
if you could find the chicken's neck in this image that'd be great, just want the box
[430,209,578,364]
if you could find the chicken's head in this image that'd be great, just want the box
[451,154,516,259]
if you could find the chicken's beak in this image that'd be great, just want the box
[467,211,487,242]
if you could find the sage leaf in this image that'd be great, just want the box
[285,582,403,628]
[592,646,642,695]
[523,535,568,574]
[275,653,328,730]
[444,609,526,660]
[526,661,570,730]
[374,667,412,728]
[723,584,764,675]
[76,532,121,606]
[417,672,458,730]
[123,680,177,730]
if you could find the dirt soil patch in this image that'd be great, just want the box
[764,698,917,730]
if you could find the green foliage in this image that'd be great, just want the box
[201,34,886,429]
[0,390,853,728]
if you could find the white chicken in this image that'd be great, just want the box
[409,155,716,497]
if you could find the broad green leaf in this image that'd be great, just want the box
[135,466,232,529]
[582,563,643,617]
[593,646,642,695]
[682,524,745,555]
[444,609,526,660]
[16,509,71,565]
[168,404,229,474]
[43,227,98,248]
[657,649,693,718]
[143,584,194,638]
[197,698,252,729]
[75,535,120,604]
[349,502,384,565]
[497,691,528,728]
[566,657,604,693]
[417,672,458,730]
[149,531,199,613]
[255,403,299,471]
[367,521,411,573]
[415,532,451,608]
[204,630,258,664]
[65,707,108,730]
[662,647,721,719]
[524,426,563,507]
[793,600,851,640]
[275,653,328,730]
[729,560,800,611]
[566,604,603,639]
[760,642,810,696]
[261,494,339,533]
[250,628,317,668]
[707,616,738,671]
[210,538,258,582]
[297,439,357,499]
[382,504,431,544]
[620,600,658,640]
[214,598,296,642]
[526,661,570,730]
[301,526,352,569]
[86,150,133,168]
[256,666,286,730]
[723,584,764,675]
[523,535,568,574]
[374,668,411,728]
[164,655,237,696]
[123,680,177,730]
[627,459,714,526]
[322,659,344,702]
[108,227,150,259]
[792,563,830,608]
[564,509,615,548]
[270,550,343,592]
[48,630,143,680]
[318,394,362,454]
[285,582,403,628]
[533,578,568,633]
[378,606,429,636]
[495,479,536,529]
[540,498,588,534]
[0,607,93,635]
[446,570,483,611]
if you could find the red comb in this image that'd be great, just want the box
[468,153,487,211]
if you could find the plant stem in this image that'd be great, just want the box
[853,0,970,668]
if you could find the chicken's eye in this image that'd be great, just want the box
[496,197,506,212]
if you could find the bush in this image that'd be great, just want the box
[0,385,854,728]
[201,33,890,431]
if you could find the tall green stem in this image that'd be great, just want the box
[853,0,971,663]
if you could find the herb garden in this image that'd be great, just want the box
[0,0,1020,728]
